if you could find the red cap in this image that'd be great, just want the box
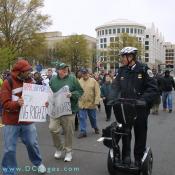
[12,59,32,72]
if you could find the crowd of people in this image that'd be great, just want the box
[0,46,175,174]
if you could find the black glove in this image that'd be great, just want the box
[136,99,146,106]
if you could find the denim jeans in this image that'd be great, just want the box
[78,108,98,134]
[1,124,42,175]
[162,91,173,110]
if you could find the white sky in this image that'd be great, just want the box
[43,0,175,43]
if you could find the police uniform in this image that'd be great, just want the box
[111,61,158,163]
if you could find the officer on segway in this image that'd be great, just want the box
[110,47,159,167]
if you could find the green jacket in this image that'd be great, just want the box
[49,74,84,113]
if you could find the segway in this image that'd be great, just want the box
[98,98,153,175]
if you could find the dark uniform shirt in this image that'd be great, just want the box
[111,61,159,109]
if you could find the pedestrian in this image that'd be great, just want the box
[109,47,158,166]
[33,72,43,85]
[74,70,82,131]
[43,68,54,86]
[101,74,113,121]
[48,62,83,162]
[0,59,46,175]
[78,68,101,138]
[151,68,162,115]
[160,70,175,113]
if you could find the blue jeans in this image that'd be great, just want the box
[1,124,42,175]
[162,91,173,110]
[78,109,98,134]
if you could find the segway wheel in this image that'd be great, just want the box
[142,149,153,175]
[107,149,116,175]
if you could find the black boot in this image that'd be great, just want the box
[114,145,120,165]
[122,133,131,165]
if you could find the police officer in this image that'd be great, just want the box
[111,47,158,166]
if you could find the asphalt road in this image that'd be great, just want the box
[0,98,175,175]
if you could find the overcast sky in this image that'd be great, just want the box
[43,0,175,43]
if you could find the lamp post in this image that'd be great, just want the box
[72,41,79,72]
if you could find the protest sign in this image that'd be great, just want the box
[19,83,51,122]
[47,85,72,118]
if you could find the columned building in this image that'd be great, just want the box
[95,19,165,72]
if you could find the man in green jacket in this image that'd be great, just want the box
[49,63,83,162]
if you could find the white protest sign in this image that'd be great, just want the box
[19,83,52,122]
[47,85,72,118]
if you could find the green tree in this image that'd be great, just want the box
[0,47,16,71]
[55,35,92,72]
[0,0,51,67]
[20,33,48,66]
[108,33,144,63]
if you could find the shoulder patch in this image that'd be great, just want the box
[147,69,154,77]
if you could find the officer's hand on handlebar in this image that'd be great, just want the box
[136,99,146,106]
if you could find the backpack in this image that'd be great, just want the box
[0,77,13,108]
[6,77,13,89]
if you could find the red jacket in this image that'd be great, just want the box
[1,59,32,125]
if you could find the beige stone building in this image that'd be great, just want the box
[41,31,96,69]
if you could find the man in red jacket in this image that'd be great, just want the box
[1,59,46,174]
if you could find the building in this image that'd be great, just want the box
[43,31,96,49]
[144,23,165,68]
[164,42,175,73]
[41,31,96,69]
[95,19,165,72]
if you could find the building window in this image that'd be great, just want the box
[145,46,149,50]
[122,28,125,33]
[110,37,114,42]
[145,53,149,57]
[126,28,129,33]
[145,58,149,62]
[134,28,137,34]
[100,38,103,43]
[113,29,116,34]
[146,35,149,38]
[102,30,104,35]
[105,29,108,35]
[130,28,133,33]
[100,44,103,48]
[117,28,120,33]
[104,44,107,48]
[104,38,107,43]
[145,41,149,45]
[109,29,112,34]
[115,37,119,41]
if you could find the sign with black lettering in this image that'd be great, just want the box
[19,83,52,122]
[47,86,72,118]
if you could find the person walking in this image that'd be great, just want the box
[151,68,162,115]
[161,70,175,113]
[101,74,113,121]
[0,59,46,175]
[78,68,101,138]
[48,63,83,162]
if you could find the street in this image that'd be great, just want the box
[0,99,175,175]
